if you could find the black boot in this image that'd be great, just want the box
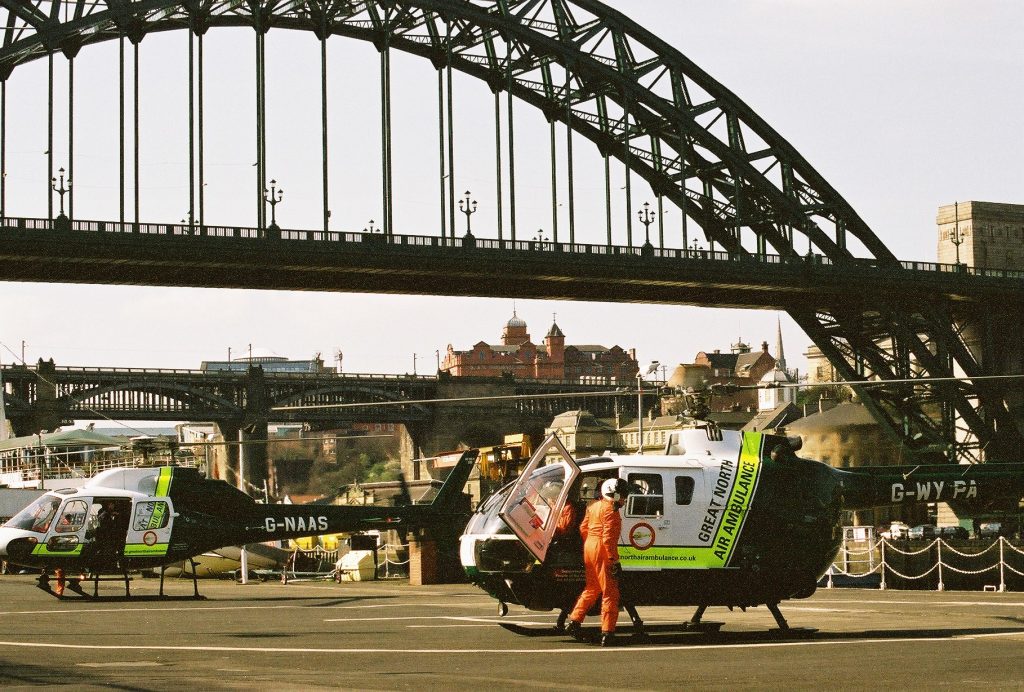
[600,631,616,647]
[566,620,586,642]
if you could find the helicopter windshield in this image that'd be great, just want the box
[4,494,62,533]
[463,481,517,537]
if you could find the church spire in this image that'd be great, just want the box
[775,315,786,371]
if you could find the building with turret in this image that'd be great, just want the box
[441,312,639,382]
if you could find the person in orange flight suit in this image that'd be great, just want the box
[565,477,629,647]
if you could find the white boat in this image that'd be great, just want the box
[162,542,290,578]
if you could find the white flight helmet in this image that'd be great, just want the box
[601,478,629,502]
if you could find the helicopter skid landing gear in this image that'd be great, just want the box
[189,558,206,599]
[625,604,649,641]
[681,605,723,633]
[766,601,816,636]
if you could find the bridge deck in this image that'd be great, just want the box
[2,217,1022,311]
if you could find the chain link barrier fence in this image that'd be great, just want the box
[824,537,1024,592]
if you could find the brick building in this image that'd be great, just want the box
[440,312,639,383]
[663,338,778,414]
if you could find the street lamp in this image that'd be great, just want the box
[638,202,655,248]
[636,360,660,454]
[949,200,965,266]
[363,219,378,234]
[264,179,283,230]
[458,190,477,237]
[51,167,71,219]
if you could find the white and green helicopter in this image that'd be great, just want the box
[0,450,476,598]
[460,427,1024,636]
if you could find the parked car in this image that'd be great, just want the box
[908,524,937,540]
[880,522,911,540]
[978,522,1007,538]
[938,525,969,539]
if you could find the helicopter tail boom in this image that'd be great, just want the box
[836,461,1024,512]
[250,449,479,542]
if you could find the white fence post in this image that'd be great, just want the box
[879,540,887,590]
[936,539,944,591]
[999,537,1006,593]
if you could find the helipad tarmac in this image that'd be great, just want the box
[0,574,1021,690]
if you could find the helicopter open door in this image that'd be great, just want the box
[497,434,580,563]
[124,497,175,559]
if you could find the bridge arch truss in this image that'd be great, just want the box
[0,0,1019,461]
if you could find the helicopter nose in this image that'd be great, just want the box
[0,528,13,557]
[0,527,35,560]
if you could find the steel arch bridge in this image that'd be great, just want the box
[0,361,630,436]
[0,362,436,431]
[0,0,1020,463]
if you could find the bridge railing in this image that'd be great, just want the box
[5,215,1024,282]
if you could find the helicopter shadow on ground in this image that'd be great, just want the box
[0,657,151,691]
[50,590,400,608]
[500,622,1024,647]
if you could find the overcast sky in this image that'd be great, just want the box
[1,1,1020,386]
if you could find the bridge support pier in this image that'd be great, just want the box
[238,422,268,499]
[957,304,1024,459]
[212,422,239,484]
[9,360,61,436]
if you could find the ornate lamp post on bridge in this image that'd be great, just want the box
[51,167,71,230]
[949,200,966,268]
[638,202,655,255]
[458,190,477,243]
[264,179,283,232]
[363,219,379,234]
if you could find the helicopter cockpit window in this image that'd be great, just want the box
[133,501,170,531]
[5,494,62,533]
[55,500,90,533]
[578,471,617,503]
[675,476,696,505]
[625,473,664,517]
